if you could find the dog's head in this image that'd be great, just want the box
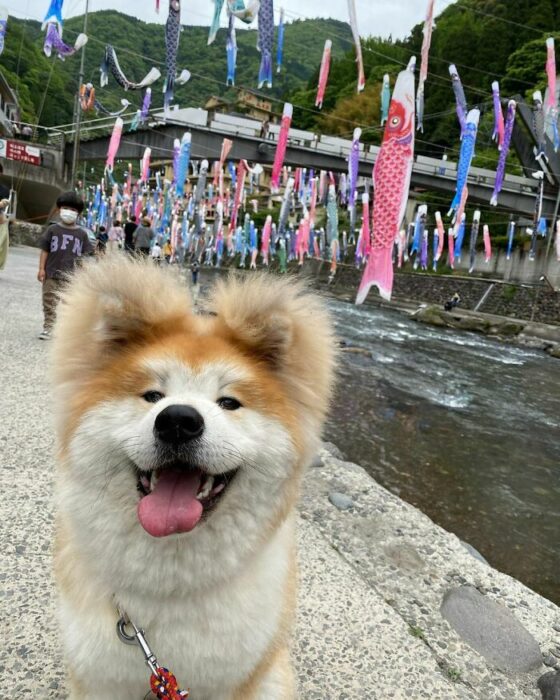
[52,258,335,584]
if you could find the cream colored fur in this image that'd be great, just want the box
[51,258,335,699]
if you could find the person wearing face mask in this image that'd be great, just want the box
[37,191,93,340]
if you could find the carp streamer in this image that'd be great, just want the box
[100,45,161,91]
[257,0,274,88]
[347,0,365,93]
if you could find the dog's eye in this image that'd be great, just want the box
[217,397,242,411]
[142,391,165,404]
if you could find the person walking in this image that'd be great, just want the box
[0,197,10,271]
[37,191,93,340]
[191,259,200,286]
[133,216,155,257]
[123,215,138,254]
[107,220,124,254]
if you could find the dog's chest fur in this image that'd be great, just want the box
[59,517,294,699]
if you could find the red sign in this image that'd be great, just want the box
[5,140,41,166]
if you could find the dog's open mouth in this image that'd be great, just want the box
[135,466,238,538]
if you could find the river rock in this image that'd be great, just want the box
[538,670,560,699]
[413,305,447,327]
[328,491,354,511]
[460,539,489,566]
[322,442,345,460]
[440,585,542,672]
[546,345,560,359]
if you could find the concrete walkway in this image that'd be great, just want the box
[1,247,559,699]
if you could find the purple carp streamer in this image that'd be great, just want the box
[257,0,274,88]
[141,87,152,122]
[0,9,8,56]
[490,100,516,206]
[42,0,63,31]
[347,0,365,92]
[449,64,467,135]
[347,127,361,216]
[416,0,434,132]
[44,23,87,59]
[209,0,225,45]
[226,11,237,86]
[101,45,161,90]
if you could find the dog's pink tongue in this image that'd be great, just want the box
[137,470,203,538]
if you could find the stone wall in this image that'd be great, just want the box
[304,259,560,326]
[8,220,44,247]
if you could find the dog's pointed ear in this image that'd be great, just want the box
[52,258,193,381]
[207,273,337,420]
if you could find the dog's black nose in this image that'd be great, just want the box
[154,405,205,444]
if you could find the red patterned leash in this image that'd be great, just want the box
[116,609,189,699]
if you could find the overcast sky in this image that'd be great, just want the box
[8,0,455,39]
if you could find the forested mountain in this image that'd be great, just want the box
[290,0,560,166]
[0,11,352,127]
[3,0,559,170]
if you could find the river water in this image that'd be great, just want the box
[325,299,560,605]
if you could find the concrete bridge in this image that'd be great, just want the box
[60,106,557,220]
[6,99,559,223]
[0,131,67,221]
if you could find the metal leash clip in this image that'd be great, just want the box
[116,610,159,677]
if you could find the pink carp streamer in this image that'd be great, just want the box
[309,177,318,227]
[261,215,272,264]
[546,38,557,112]
[156,0,160,11]
[140,147,151,184]
[483,224,492,262]
[347,0,365,93]
[435,210,445,260]
[447,227,455,269]
[106,117,124,170]
[416,0,435,132]
[271,103,292,192]
[357,57,415,303]
[490,100,516,206]
[214,138,233,187]
[492,82,504,150]
[315,40,332,109]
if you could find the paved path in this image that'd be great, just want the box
[1,247,558,699]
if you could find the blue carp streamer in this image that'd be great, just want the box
[276,8,284,73]
[226,12,237,86]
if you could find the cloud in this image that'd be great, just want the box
[15,0,452,40]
